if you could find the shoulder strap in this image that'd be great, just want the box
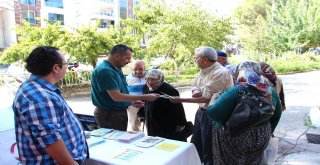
[235,84,247,96]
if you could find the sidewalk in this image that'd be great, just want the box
[274,106,320,164]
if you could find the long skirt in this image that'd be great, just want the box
[212,124,271,165]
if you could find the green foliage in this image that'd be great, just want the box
[229,52,320,74]
[165,74,195,83]
[268,52,320,74]
[133,0,233,75]
[179,67,199,75]
[235,0,320,55]
[63,24,110,67]
[0,21,67,64]
[62,71,91,87]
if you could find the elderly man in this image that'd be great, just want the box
[91,44,159,131]
[126,60,147,131]
[216,50,236,81]
[12,46,88,164]
[171,46,233,165]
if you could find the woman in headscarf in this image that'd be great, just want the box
[137,69,190,141]
[207,61,282,165]
[258,62,286,111]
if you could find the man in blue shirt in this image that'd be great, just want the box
[126,60,147,131]
[12,46,88,164]
[91,44,158,131]
[217,50,236,82]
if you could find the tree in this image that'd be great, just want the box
[0,21,67,63]
[133,0,233,79]
[62,24,110,68]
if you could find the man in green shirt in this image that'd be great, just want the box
[91,44,159,131]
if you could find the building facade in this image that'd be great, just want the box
[0,0,16,49]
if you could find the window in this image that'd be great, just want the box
[45,0,64,8]
[48,13,64,25]
[100,0,113,3]
[20,0,36,6]
[99,9,113,17]
[119,0,128,19]
[22,11,36,24]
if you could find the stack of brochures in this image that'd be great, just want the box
[86,137,105,148]
[118,131,145,143]
[90,128,113,137]
[103,130,126,140]
[135,136,165,148]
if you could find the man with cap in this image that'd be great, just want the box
[170,46,233,165]
[216,50,236,82]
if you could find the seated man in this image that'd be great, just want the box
[137,69,192,141]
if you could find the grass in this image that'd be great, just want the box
[165,74,196,83]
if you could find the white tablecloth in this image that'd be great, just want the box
[88,136,201,165]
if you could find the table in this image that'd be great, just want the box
[88,136,201,165]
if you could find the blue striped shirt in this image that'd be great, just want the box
[12,74,88,164]
[126,73,146,95]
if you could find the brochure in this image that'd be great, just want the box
[86,137,105,148]
[113,149,143,161]
[135,136,165,148]
[103,130,126,140]
[90,128,113,137]
[118,131,145,143]
[155,143,180,152]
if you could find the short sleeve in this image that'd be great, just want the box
[96,69,119,92]
[23,97,63,148]
[202,70,233,99]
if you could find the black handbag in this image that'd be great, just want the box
[225,85,275,137]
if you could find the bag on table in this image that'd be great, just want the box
[225,85,275,137]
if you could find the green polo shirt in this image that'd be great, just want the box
[91,60,131,110]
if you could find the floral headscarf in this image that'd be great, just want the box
[236,61,268,93]
[258,62,277,86]
[145,69,164,91]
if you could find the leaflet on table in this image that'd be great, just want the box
[118,131,145,143]
[113,149,143,162]
[90,128,113,137]
[155,143,180,152]
[135,136,165,148]
[103,130,126,140]
[86,137,105,148]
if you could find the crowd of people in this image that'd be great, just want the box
[12,44,284,164]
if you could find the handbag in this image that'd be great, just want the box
[225,85,275,137]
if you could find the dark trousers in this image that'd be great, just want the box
[94,107,128,131]
[191,107,213,165]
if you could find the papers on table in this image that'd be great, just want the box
[103,130,126,140]
[90,128,113,137]
[86,137,105,148]
[135,136,165,148]
[155,143,180,152]
[118,131,145,143]
[113,149,143,161]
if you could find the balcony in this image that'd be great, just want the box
[45,1,63,9]
[91,0,114,9]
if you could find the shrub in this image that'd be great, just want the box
[180,67,199,75]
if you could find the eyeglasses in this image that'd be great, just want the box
[58,62,68,68]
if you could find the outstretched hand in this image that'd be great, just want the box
[132,100,144,108]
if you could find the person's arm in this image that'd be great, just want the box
[22,94,78,164]
[279,83,286,111]
[270,89,282,132]
[107,90,159,102]
[170,96,210,103]
[45,139,78,165]
[207,87,239,122]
